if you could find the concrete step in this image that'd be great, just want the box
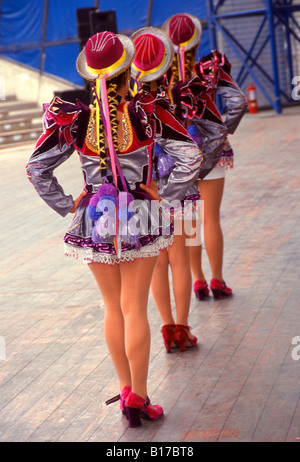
[0,125,42,147]
[0,95,43,149]
[0,117,34,133]
[0,97,43,121]
[0,110,9,119]
[1,94,17,102]
[0,99,42,121]
[0,100,39,112]
[3,109,43,120]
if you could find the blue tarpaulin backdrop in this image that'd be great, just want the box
[0,0,210,86]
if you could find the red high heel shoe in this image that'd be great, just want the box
[174,325,198,352]
[105,385,131,415]
[193,279,210,300]
[125,392,164,428]
[161,324,176,353]
[210,278,232,299]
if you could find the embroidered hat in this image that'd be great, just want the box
[76,31,135,80]
[130,27,174,82]
[162,13,202,52]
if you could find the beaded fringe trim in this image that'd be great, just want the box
[64,235,174,265]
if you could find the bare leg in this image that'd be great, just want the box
[189,236,205,282]
[151,229,195,344]
[90,256,157,399]
[150,250,174,326]
[89,262,131,391]
[168,232,192,326]
[119,256,158,400]
[190,178,225,282]
[151,229,192,326]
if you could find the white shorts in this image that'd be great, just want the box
[202,165,226,180]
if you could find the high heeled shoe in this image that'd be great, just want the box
[193,279,210,300]
[174,325,198,352]
[210,278,232,299]
[125,392,164,428]
[161,324,176,353]
[105,385,131,415]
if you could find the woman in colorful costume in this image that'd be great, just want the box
[163,13,248,301]
[26,31,202,427]
[190,49,248,299]
[132,19,226,352]
[130,26,205,353]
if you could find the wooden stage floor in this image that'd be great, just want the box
[0,104,300,443]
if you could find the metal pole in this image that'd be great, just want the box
[221,21,290,100]
[267,0,281,113]
[237,17,291,101]
[282,0,294,100]
[213,19,276,109]
[40,0,49,76]
[0,0,2,35]
[235,14,267,85]
[206,0,217,49]
[214,9,267,19]
[146,0,153,27]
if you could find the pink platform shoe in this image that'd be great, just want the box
[210,278,232,300]
[125,392,164,428]
[174,325,198,352]
[193,279,210,300]
[161,324,176,353]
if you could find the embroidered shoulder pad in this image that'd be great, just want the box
[195,50,232,88]
[43,96,87,129]
[171,76,209,122]
[42,96,89,148]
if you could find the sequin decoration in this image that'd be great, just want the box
[85,106,98,153]
[119,102,133,152]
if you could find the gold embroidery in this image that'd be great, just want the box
[86,103,133,158]
[119,102,133,152]
[85,106,98,153]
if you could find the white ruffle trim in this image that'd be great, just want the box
[64,235,174,265]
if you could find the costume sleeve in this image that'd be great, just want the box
[153,103,202,205]
[26,97,86,217]
[195,50,248,135]
[171,77,227,180]
[217,82,248,134]
[194,52,247,173]
[191,91,227,179]
[191,119,227,179]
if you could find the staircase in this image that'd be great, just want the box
[0,95,43,149]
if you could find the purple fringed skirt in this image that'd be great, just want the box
[64,191,174,265]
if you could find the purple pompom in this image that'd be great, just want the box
[89,194,98,207]
[89,184,118,207]
[88,205,103,221]
[98,184,118,198]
